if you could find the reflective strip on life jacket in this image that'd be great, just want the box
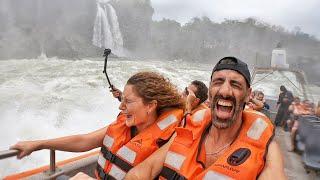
[108,164,127,180]
[97,153,107,168]
[157,114,178,130]
[203,171,233,180]
[164,151,186,170]
[103,135,114,148]
[116,146,137,164]
[192,109,207,123]
[246,118,268,140]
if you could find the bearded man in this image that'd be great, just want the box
[125,57,286,180]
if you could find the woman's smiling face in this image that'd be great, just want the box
[119,84,150,128]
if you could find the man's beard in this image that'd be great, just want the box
[211,94,246,129]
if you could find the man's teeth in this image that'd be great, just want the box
[217,100,233,107]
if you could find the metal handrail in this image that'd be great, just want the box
[0,148,100,179]
[1,149,58,176]
[0,149,19,160]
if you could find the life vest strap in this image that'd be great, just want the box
[101,146,134,172]
[160,166,186,180]
[96,164,116,180]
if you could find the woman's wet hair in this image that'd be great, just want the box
[127,71,185,114]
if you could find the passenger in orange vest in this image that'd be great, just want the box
[287,97,301,131]
[125,57,286,180]
[10,71,185,180]
[316,101,320,117]
[246,90,264,111]
[182,80,209,114]
[290,99,316,152]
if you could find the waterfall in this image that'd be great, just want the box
[107,4,124,53]
[92,1,124,56]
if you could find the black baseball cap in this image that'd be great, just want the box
[211,57,251,87]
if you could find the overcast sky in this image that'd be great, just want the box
[151,0,320,40]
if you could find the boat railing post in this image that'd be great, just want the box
[50,149,56,174]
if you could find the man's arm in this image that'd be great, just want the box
[185,88,198,114]
[258,141,287,180]
[125,134,175,180]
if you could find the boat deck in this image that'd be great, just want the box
[275,128,319,180]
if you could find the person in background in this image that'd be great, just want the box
[287,97,301,131]
[182,80,209,114]
[10,71,185,180]
[256,91,270,110]
[246,90,264,111]
[316,101,320,117]
[289,99,314,152]
[275,85,294,130]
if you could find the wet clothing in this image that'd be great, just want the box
[95,109,183,180]
[160,109,274,180]
[275,90,293,127]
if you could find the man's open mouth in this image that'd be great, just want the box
[215,99,235,119]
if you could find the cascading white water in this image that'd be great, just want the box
[92,1,124,56]
[107,4,124,54]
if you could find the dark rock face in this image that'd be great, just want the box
[110,0,154,56]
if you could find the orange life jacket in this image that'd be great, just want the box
[95,108,184,180]
[160,109,274,180]
[191,103,208,114]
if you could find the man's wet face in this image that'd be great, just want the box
[209,70,249,129]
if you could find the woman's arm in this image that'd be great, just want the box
[10,126,107,159]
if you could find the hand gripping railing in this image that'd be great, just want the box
[0,149,19,160]
[0,149,60,179]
